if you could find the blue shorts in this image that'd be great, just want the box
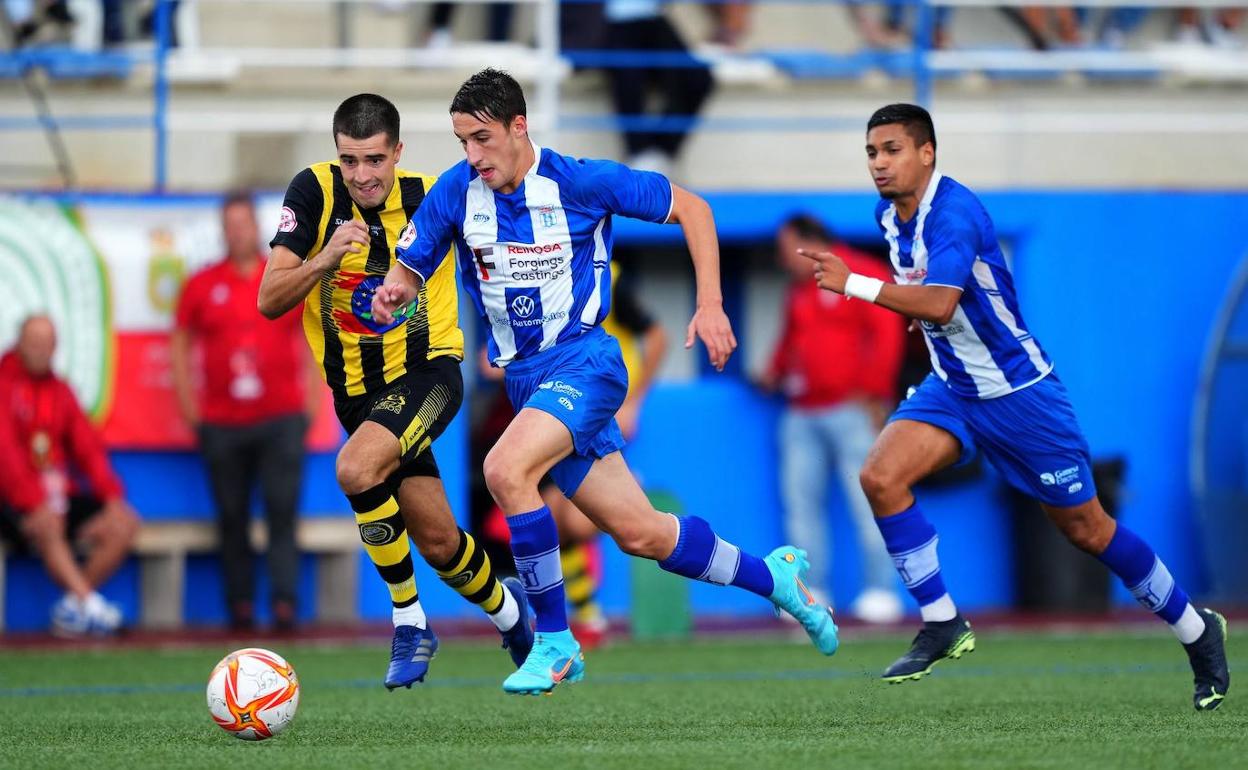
[503,327,628,497]
[890,372,1097,507]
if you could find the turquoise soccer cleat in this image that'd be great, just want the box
[765,546,840,656]
[502,629,585,696]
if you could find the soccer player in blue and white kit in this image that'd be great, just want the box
[371,69,839,696]
[801,104,1229,711]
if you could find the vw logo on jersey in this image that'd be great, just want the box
[511,295,536,318]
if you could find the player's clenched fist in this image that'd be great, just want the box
[797,247,851,294]
[316,219,370,271]
[371,281,415,326]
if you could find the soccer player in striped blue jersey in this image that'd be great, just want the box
[800,103,1228,710]
[373,68,839,695]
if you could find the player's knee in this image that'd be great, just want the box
[608,521,663,559]
[1052,506,1114,554]
[858,462,898,505]
[335,449,385,496]
[110,505,140,547]
[482,450,530,509]
[22,512,66,551]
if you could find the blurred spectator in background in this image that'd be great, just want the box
[847,2,907,49]
[1175,7,1245,46]
[761,214,905,623]
[101,0,182,48]
[604,0,714,176]
[422,2,512,48]
[6,0,73,46]
[703,0,751,49]
[172,190,315,632]
[0,315,138,636]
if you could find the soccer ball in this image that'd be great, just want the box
[206,647,300,741]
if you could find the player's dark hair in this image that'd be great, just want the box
[333,93,401,147]
[450,68,527,127]
[781,213,837,244]
[867,103,936,155]
[221,188,255,213]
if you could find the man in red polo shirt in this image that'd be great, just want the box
[172,190,315,631]
[0,315,139,636]
[762,213,906,623]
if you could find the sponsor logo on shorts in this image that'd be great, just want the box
[538,380,583,399]
[278,206,298,233]
[372,393,407,415]
[1040,465,1080,486]
[1068,482,1084,494]
[359,522,396,546]
[558,397,574,411]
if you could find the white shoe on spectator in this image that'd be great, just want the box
[84,592,123,635]
[850,588,904,624]
[51,594,90,637]
[627,149,674,178]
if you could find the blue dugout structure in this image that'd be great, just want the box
[5,188,1248,630]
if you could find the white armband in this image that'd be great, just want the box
[844,273,884,303]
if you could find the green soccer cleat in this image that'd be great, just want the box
[1184,608,1230,712]
[502,629,585,696]
[882,615,975,683]
[764,546,839,656]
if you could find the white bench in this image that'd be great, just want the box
[0,517,360,632]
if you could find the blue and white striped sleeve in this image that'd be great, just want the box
[922,208,978,290]
[395,172,460,283]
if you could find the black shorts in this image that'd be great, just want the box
[0,495,104,554]
[334,355,464,483]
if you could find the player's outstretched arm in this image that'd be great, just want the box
[371,261,424,326]
[259,220,369,319]
[797,248,962,325]
[667,184,737,372]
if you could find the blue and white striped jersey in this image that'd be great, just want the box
[396,142,673,367]
[876,172,1053,399]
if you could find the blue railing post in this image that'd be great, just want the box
[153,0,173,191]
[913,0,934,107]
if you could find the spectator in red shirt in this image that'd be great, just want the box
[761,214,906,623]
[171,190,316,631]
[0,315,139,636]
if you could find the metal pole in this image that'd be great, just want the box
[535,0,560,142]
[913,0,934,107]
[154,0,173,191]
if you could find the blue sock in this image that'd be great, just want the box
[876,502,955,620]
[658,515,774,598]
[507,506,568,633]
[1097,524,1192,625]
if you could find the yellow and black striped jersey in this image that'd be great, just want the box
[270,162,463,401]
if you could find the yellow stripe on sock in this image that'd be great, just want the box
[354,498,400,524]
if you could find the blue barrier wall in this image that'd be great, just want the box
[5,189,1247,629]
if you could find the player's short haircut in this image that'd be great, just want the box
[867,103,936,155]
[450,68,527,127]
[221,188,254,213]
[333,93,401,147]
[781,213,837,245]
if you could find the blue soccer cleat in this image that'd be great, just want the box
[502,629,584,696]
[765,546,839,656]
[499,577,536,668]
[384,625,439,690]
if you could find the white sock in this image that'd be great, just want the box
[488,584,521,631]
[1172,603,1206,645]
[392,601,427,629]
[919,593,958,623]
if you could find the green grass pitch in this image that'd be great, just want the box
[0,628,1242,769]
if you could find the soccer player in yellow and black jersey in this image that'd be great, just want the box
[257,93,533,689]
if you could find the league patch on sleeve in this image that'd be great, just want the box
[397,222,416,249]
[278,206,298,233]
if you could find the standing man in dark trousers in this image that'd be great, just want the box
[172,190,317,632]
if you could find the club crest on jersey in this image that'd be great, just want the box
[278,206,297,233]
[397,222,416,249]
[538,205,558,229]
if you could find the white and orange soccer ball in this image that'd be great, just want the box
[206,647,300,741]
